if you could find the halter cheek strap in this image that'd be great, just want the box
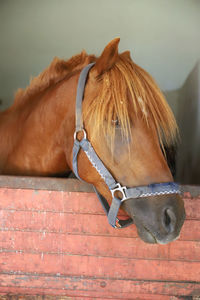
[72,63,181,229]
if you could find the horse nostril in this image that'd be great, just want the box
[163,208,176,233]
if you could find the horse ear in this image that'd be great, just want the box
[93,38,120,76]
[121,50,131,60]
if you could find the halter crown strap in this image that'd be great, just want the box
[72,63,181,229]
[75,63,95,133]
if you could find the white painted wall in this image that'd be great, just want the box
[0,0,200,110]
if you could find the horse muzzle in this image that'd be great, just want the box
[122,194,185,244]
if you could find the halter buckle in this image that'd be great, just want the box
[114,218,122,228]
[111,183,127,202]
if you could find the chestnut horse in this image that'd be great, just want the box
[0,38,185,244]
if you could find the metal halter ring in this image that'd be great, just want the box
[110,183,128,202]
[74,129,87,141]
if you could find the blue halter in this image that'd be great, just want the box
[72,63,181,229]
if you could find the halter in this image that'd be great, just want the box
[72,63,181,229]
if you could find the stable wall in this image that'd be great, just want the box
[0,176,200,299]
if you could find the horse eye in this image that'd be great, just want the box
[112,118,120,128]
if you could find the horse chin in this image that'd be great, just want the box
[135,222,181,245]
[136,224,157,244]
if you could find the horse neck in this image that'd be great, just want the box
[0,73,78,176]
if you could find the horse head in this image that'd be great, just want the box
[1,38,185,244]
[72,38,185,244]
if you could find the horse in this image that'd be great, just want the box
[0,38,185,244]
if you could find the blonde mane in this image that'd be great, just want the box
[12,49,177,148]
[13,51,96,107]
[83,54,178,148]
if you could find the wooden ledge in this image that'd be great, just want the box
[0,175,200,196]
[0,175,93,193]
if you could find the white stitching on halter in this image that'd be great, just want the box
[84,149,106,181]
[140,190,181,197]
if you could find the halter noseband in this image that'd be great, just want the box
[72,63,181,229]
